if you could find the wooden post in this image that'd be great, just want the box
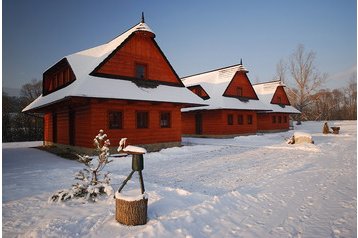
[116,195,148,226]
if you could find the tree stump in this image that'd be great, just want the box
[115,193,148,226]
[331,127,340,134]
[322,122,330,134]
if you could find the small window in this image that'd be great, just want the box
[135,63,147,79]
[277,96,282,103]
[272,116,276,123]
[278,116,282,123]
[237,87,243,97]
[284,116,287,123]
[160,112,171,128]
[237,114,244,125]
[109,111,123,129]
[247,115,253,125]
[227,114,234,125]
[137,111,149,129]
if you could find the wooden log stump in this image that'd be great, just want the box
[331,127,340,134]
[115,193,148,226]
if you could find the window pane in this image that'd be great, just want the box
[237,87,243,97]
[137,111,149,128]
[272,116,276,123]
[247,115,253,124]
[135,64,146,79]
[227,114,233,125]
[109,111,123,129]
[160,112,171,128]
[238,114,243,125]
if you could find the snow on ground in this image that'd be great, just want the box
[2,121,357,237]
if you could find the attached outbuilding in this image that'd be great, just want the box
[181,63,268,137]
[253,80,301,132]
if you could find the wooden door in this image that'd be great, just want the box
[195,113,202,135]
[69,110,76,146]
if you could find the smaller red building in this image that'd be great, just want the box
[253,80,300,132]
[181,63,268,137]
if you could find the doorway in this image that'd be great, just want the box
[195,113,202,135]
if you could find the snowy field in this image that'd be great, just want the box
[2,121,357,237]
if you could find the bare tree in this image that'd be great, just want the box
[21,79,42,103]
[344,73,357,119]
[288,44,327,123]
[274,58,287,84]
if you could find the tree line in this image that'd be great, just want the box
[275,44,356,122]
[2,45,356,142]
[3,79,43,142]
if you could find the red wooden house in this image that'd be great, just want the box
[23,18,204,152]
[181,63,268,137]
[253,80,300,132]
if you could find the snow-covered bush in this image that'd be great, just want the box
[49,130,114,203]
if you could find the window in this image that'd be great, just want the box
[227,114,234,125]
[160,112,171,128]
[109,111,123,129]
[237,87,243,97]
[278,116,282,123]
[137,111,149,128]
[284,116,288,123]
[247,115,253,125]
[277,96,282,104]
[237,114,244,125]
[135,63,147,79]
[272,116,276,123]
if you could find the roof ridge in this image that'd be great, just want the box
[181,63,242,80]
[252,79,282,86]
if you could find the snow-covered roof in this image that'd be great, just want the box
[181,64,268,112]
[23,22,205,112]
[253,81,301,114]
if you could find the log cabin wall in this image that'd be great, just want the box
[44,113,52,144]
[182,109,257,136]
[89,99,182,147]
[43,99,182,148]
[257,113,289,131]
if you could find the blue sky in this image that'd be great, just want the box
[3,0,357,91]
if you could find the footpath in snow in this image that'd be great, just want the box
[2,121,357,237]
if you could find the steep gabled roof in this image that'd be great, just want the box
[253,80,301,114]
[23,22,205,112]
[181,64,268,112]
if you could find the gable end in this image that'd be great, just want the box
[223,71,259,100]
[271,86,291,105]
[90,31,185,88]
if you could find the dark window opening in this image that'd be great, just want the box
[109,111,123,129]
[237,87,243,97]
[284,116,288,123]
[247,115,253,125]
[227,114,234,125]
[278,116,282,123]
[160,112,171,128]
[277,96,282,103]
[238,114,244,125]
[135,64,147,79]
[137,111,149,128]
[272,116,276,123]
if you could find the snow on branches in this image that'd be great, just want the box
[49,129,114,203]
